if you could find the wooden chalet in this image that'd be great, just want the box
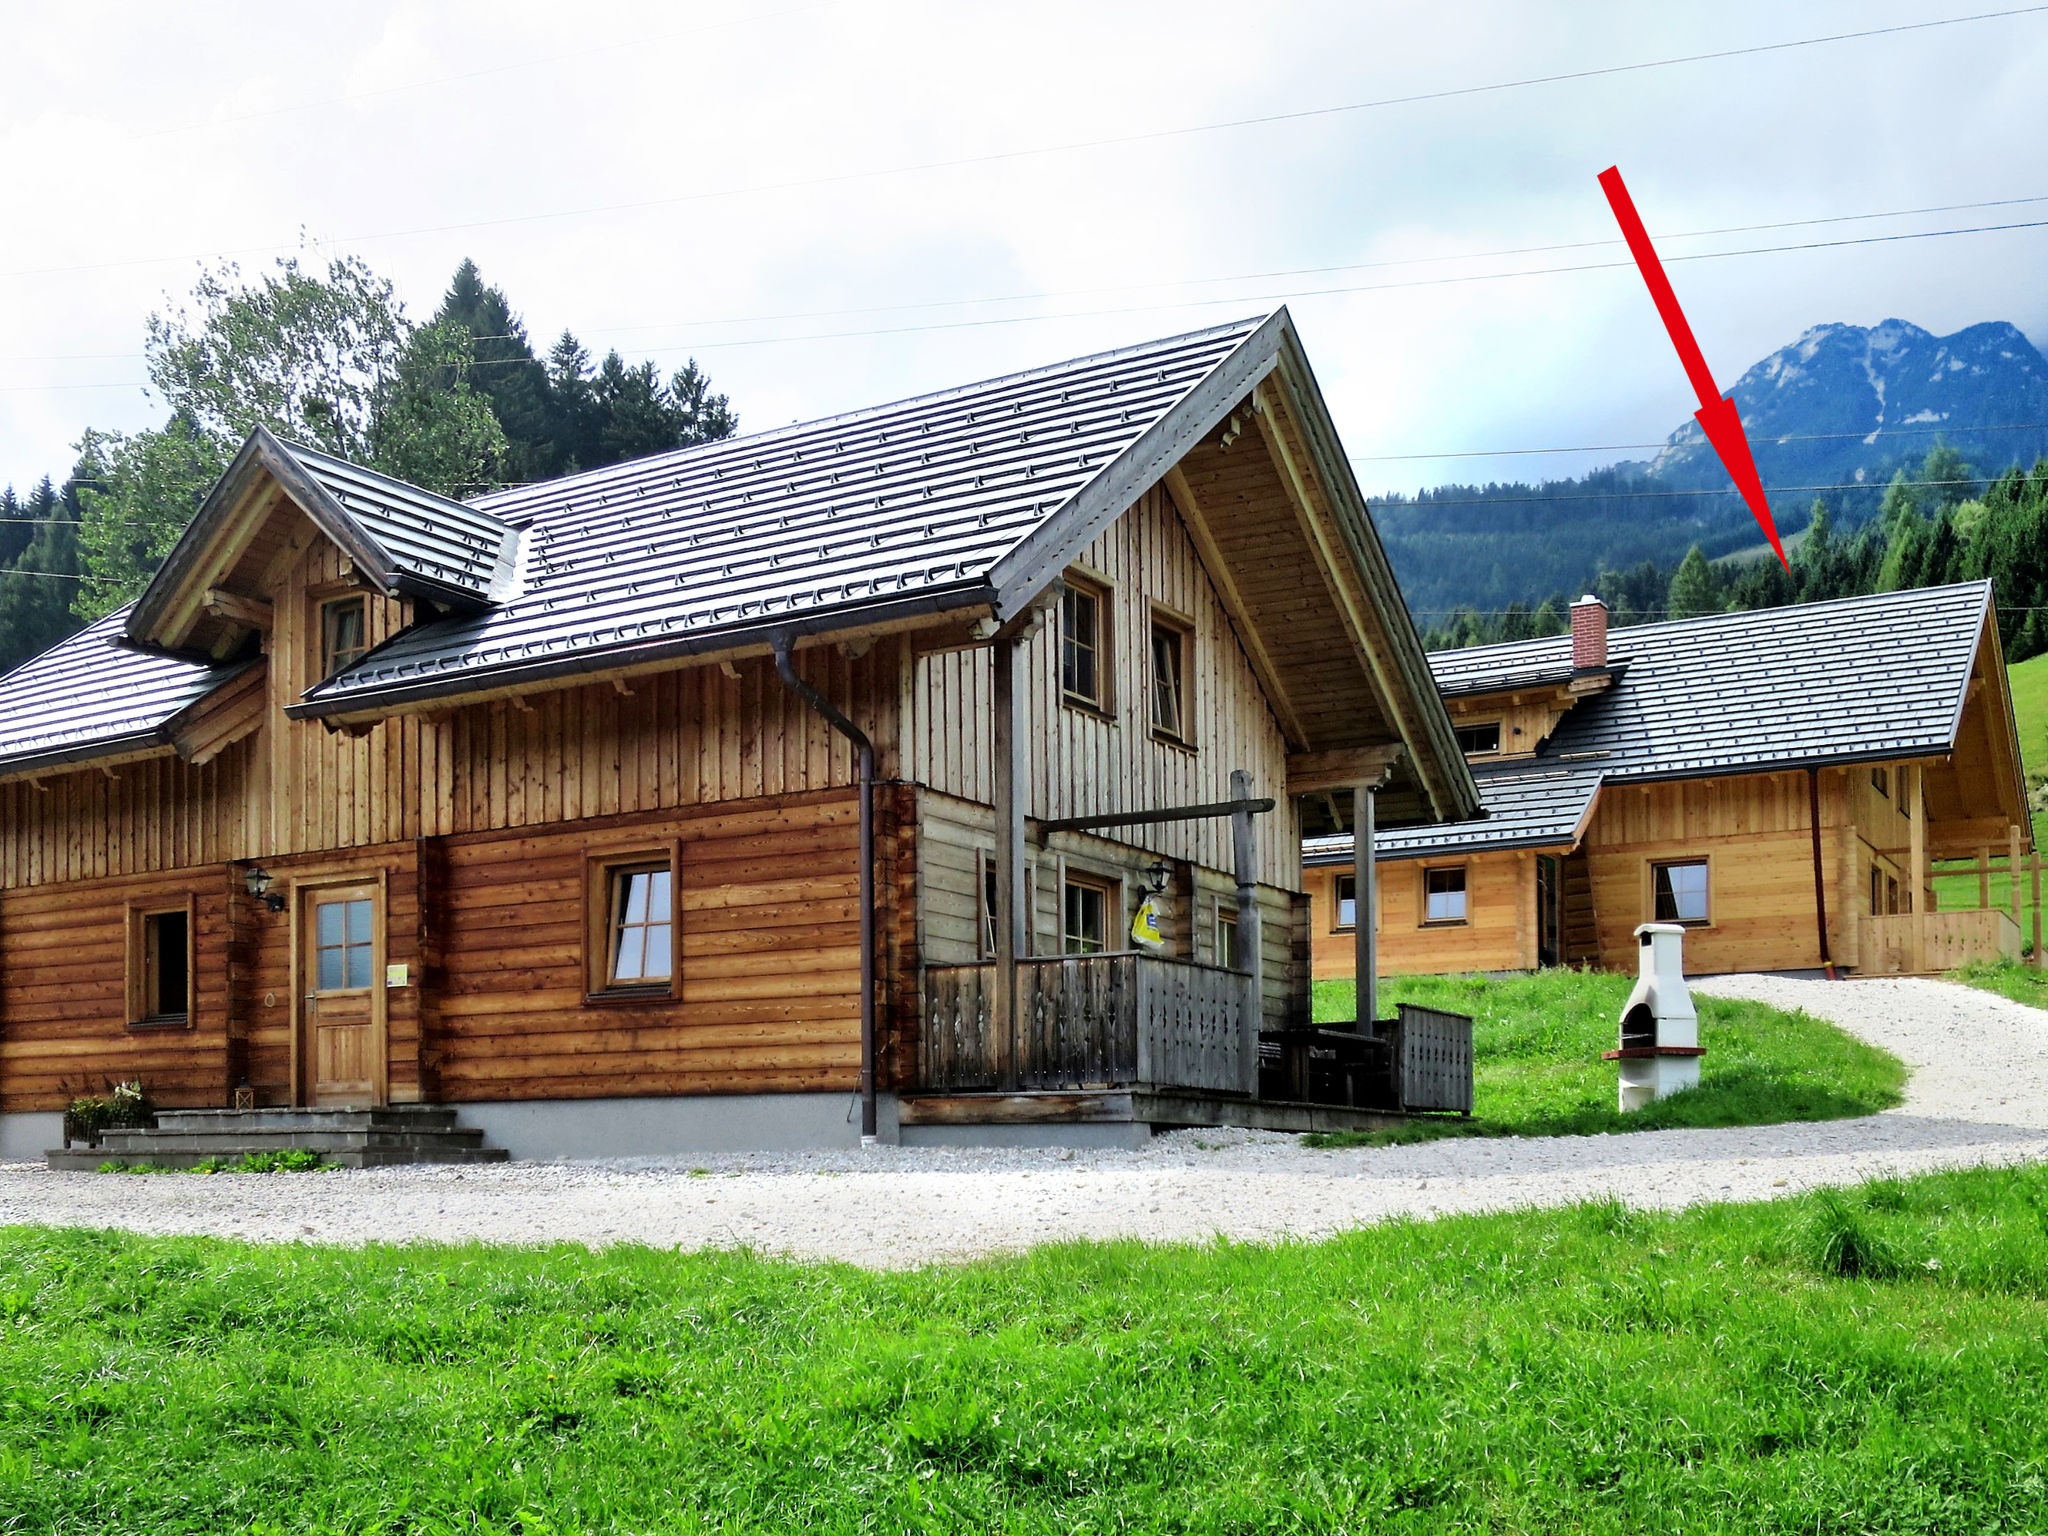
[1304,584,2038,982]
[0,311,1481,1158]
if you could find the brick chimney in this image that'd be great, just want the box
[1570,594,1608,671]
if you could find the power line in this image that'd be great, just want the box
[6,5,2042,283]
[18,190,2047,368]
[1379,478,1998,508]
[10,213,2048,398]
[1352,421,2048,464]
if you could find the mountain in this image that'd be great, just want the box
[1374,319,2048,617]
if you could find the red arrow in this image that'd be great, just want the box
[1597,166,1787,569]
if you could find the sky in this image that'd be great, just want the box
[3,0,2046,499]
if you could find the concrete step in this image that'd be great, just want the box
[94,1126,488,1155]
[48,1145,509,1172]
[151,1107,461,1133]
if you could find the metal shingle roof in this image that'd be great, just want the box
[298,316,1270,710]
[284,442,516,602]
[0,609,246,775]
[1318,581,1995,860]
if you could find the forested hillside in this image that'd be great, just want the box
[0,258,735,674]
[1376,318,2048,618]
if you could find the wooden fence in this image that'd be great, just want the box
[923,954,1246,1095]
[1392,1003,1474,1115]
[1865,909,2022,976]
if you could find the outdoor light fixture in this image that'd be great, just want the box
[242,866,286,912]
[1143,860,1171,894]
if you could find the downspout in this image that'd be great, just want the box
[1807,767,1835,980]
[771,635,878,1145]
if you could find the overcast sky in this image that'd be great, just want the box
[3,0,2046,498]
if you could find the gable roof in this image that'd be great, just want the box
[1308,580,2003,864]
[293,315,1280,717]
[125,426,517,651]
[0,608,253,778]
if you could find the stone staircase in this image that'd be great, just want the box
[48,1105,508,1170]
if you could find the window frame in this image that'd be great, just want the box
[1870,765,1890,799]
[1419,864,1470,927]
[1215,906,1241,971]
[318,593,370,681]
[1061,870,1120,956]
[1648,857,1712,927]
[1453,720,1503,757]
[584,842,683,1003]
[126,897,196,1030]
[1058,572,1114,717]
[1330,872,1358,933]
[1148,606,1194,747]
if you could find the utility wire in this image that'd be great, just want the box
[18,190,2047,367]
[1380,477,1998,508]
[5,4,2042,282]
[1352,421,2048,464]
[10,214,2048,396]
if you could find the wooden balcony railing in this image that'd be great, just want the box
[922,953,1250,1095]
[1864,909,2021,975]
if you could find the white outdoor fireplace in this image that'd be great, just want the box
[1605,922,1706,1110]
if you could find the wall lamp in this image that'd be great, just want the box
[242,865,287,912]
[1143,860,1172,895]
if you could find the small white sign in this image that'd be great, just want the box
[385,963,411,988]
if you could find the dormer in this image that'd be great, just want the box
[124,427,518,666]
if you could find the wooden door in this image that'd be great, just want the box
[301,883,384,1106]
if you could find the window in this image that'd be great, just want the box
[1216,908,1241,970]
[586,848,680,998]
[1887,875,1901,915]
[1423,866,1468,924]
[128,904,193,1025]
[1060,579,1109,711]
[321,596,368,678]
[1332,874,1357,931]
[1063,873,1116,954]
[314,897,376,990]
[980,858,1000,959]
[1871,766,1890,799]
[1454,721,1502,756]
[1150,615,1190,742]
[1870,865,1885,918]
[1652,859,1710,925]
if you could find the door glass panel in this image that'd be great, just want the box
[314,897,376,992]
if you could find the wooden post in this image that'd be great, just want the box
[2011,826,2025,934]
[1807,768,1832,975]
[1230,768,1263,1095]
[1909,763,1927,974]
[991,639,1027,1090]
[1353,780,1377,1029]
[1978,846,1990,911]
[2023,856,2039,974]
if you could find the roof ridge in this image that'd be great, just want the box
[470,314,1271,512]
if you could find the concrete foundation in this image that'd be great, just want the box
[454,1092,903,1158]
[0,1112,64,1164]
[899,1120,1153,1151]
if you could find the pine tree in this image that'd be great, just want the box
[432,259,558,481]
[1666,545,1719,620]
[0,479,82,674]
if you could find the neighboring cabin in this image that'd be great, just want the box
[0,312,1478,1157]
[1304,585,2035,980]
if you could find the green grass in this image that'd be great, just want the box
[93,1150,333,1175]
[5,1164,2048,1532]
[1951,957,2048,1012]
[1309,970,1904,1146]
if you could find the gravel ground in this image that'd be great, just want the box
[2,975,2043,1267]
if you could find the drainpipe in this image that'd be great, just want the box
[1807,767,1835,980]
[771,635,878,1145]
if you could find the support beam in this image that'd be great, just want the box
[992,638,1027,1091]
[202,587,274,631]
[1230,768,1264,1095]
[1287,744,1405,798]
[1808,768,1833,976]
[2034,851,2044,972]
[1909,763,1927,974]
[1037,797,1274,839]
[1353,781,1377,1029]
[2012,825,2026,935]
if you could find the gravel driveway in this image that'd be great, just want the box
[3,975,2043,1266]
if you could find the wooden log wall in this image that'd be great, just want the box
[426,791,869,1104]
[906,485,1298,890]
[1305,855,1540,982]
[0,865,236,1112]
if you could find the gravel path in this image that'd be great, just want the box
[3,975,2043,1266]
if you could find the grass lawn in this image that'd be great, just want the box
[1951,957,2048,1013]
[1309,969,1903,1145]
[5,1164,2048,1532]
[1934,651,2048,949]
